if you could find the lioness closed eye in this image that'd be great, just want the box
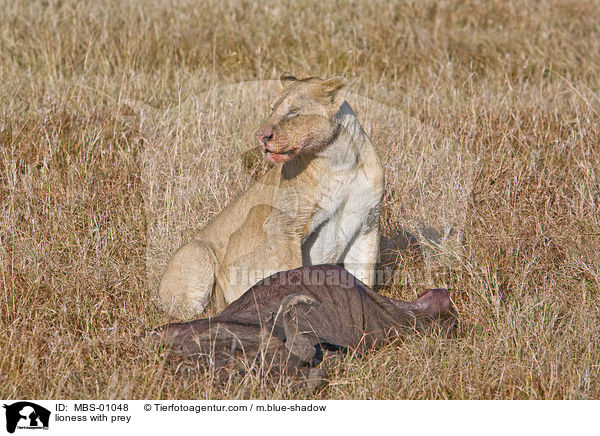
[159,75,384,316]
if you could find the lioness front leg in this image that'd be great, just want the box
[159,240,217,316]
[342,224,380,287]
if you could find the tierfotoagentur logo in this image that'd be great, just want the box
[2,402,50,433]
[228,264,397,288]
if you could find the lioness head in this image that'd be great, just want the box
[256,74,349,164]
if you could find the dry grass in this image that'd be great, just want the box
[1,0,599,399]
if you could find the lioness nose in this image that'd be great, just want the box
[257,130,274,144]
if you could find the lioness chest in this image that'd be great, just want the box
[302,167,380,265]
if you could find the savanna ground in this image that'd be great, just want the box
[1,0,599,399]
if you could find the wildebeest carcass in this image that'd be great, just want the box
[146,265,457,388]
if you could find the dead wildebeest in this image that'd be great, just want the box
[146,264,457,389]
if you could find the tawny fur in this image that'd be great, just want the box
[159,76,384,316]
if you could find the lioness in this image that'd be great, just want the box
[159,75,384,316]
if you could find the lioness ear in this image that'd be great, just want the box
[314,76,349,109]
[277,73,297,91]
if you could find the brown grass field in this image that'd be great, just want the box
[1,0,599,399]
